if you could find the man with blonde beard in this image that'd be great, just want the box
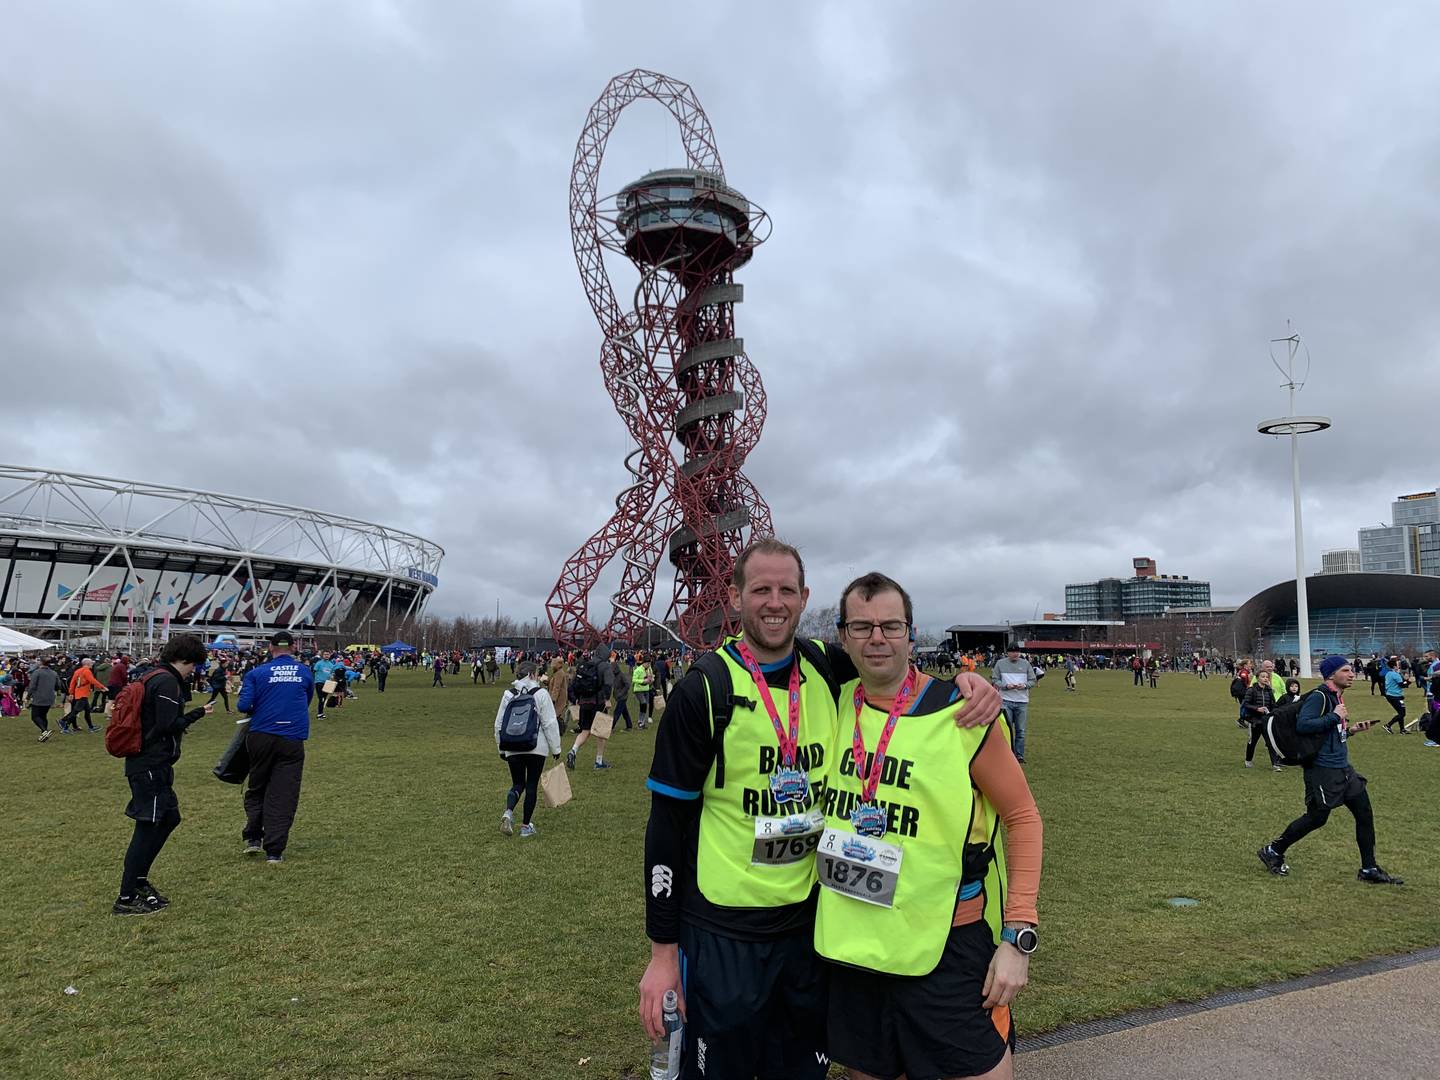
[637,539,1002,1080]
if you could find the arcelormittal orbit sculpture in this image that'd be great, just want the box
[546,69,773,649]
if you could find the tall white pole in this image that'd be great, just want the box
[1292,429,1312,677]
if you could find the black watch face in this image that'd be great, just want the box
[1016,928,1038,953]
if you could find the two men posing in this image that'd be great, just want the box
[640,539,1042,1080]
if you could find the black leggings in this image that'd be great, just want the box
[1384,696,1406,730]
[59,696,94,729]
[30,705,50,732]
[505,755,545,825]
[1276,773,1376,868]
[1245,723,1278,765]
[207,687,229,711]
[121,813,180,896]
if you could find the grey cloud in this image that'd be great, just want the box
[4,0,1437,632]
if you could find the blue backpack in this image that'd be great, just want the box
[498,686,541,752]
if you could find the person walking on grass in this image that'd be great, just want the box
[1241,672,1285,772]
[497,661,562,838]
[58,658,106,733]
[631,652,654,728]
[28,656,61,742]
[608,651,634,732]
[237,631,314,865]
[1063,654,1079,692]
[1381,656,1408,733]
[564,648,612,771]
[1258,656,1403,885]
[112,635,213,915]
[205,662,231,713]
[431,653,445,688]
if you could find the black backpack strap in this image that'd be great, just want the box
[793,637,840,700]
[693,650,748,789]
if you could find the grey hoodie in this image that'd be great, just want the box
[990,655,1036,702]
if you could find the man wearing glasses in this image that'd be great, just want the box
[638,540,1002,1080]
[816,573,1041,1080]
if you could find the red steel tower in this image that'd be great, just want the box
[546,69,773,649]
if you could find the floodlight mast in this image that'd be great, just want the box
[1257,329,1331,678]
[545,70,774,650]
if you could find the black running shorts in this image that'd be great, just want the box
[826,919,1014,1080]
[576,702,598,732]
[125,766,181,824]
[1303,764,1366,812]
[678,922,829,1080]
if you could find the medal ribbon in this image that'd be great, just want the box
[852,667,919,806]
[733,639,802,767]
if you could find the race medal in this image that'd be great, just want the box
[752,809,825,866]
[769,766,810,806]
[817,826,904,908]
[850,802,888,838]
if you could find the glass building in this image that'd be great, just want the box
[1226,573,1440,660]
[1358,489,1439,575]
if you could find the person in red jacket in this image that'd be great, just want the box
[106,655,130,703]
[58,658,107,733]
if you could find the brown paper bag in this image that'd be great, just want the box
[568,704,580,725]
[591,711,615,739]
[653,693,667,713]
[322,679,338,695]
[540,763,572,808]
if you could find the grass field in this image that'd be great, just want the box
[2,665,1435,1079]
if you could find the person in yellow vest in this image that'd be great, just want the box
[637,540,1004,1080]
[632,652,655,728]
[816,572,1042,1080]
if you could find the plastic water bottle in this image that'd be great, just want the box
[648,989,683,1080]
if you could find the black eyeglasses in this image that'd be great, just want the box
[840,620,910,640]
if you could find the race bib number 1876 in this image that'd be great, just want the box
[817,827,903,907]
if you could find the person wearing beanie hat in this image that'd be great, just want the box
[1257,655,1403,885]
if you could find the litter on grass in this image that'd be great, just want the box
[63,986,78,995]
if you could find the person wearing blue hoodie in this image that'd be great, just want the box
[237,630,314,864]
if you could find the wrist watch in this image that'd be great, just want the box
[1000,925,1038,954]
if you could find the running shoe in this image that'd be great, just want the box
[136,881,170,908]
[518,823,537,838]
[501,809,514,837]
[243,840,264,856]
[38,729,52,742]
[1258,845,1289,876]
[111,895,163,916]
[1358,866,1403,885]
[565,748,576,771]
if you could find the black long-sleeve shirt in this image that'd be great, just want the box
[124,664,206,777]
[644,642,852,944]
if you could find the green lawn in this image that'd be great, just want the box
[1,666,1435,1079]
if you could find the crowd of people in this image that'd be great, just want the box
[9,546,1433,1080]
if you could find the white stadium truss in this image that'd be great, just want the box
[0,465,443,640]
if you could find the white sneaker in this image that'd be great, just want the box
[500,809,514,836]
[1244,760,1253,769]
[519,823,537,838]
[1425,740,1440,748]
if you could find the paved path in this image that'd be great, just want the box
[1019,958,1440,1080]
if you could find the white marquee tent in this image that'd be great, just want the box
[0,626,54,652]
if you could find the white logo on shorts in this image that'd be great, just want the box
[696,1037,707,1073]
[650,864,674,898]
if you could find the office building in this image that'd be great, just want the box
[1359,489,1439,574]
[1065,557,1211,620]
[1321,549,1362,574]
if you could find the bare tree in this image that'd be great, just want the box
[798,603,840,644]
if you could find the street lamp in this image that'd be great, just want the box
[1258,329,1330,679]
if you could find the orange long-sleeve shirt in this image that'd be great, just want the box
[68,667,107,699]
[866,673,1043,927]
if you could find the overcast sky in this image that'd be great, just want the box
[4,1,1437,632]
